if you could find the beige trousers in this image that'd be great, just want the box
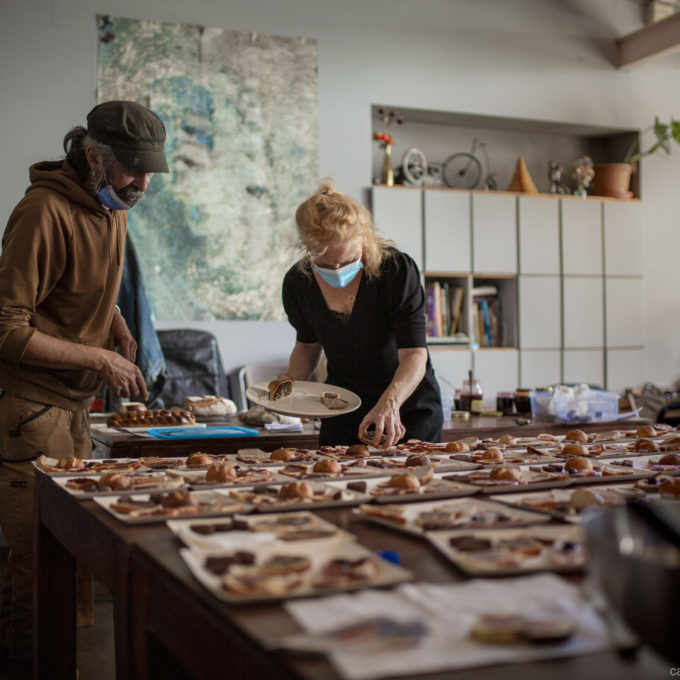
[0,392,91,663]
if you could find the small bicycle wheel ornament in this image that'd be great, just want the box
[442,152,483,189]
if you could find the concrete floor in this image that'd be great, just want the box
[0,548,116,680]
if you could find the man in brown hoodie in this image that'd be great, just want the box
[0,100,168,674]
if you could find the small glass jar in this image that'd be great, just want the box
[496,391,516,416]
[460,379,483,413]
[514,388,532,415]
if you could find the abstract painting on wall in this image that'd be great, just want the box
[97,15,318,320]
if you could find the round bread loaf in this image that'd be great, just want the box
[658,453,680,466]
[312,459,342,474]
[564,456,593,472]
[444,441,470,453]
[186,453,213,467]
[489,465,521,481]
[479,447,503,462]
[206,462,237,483]
[388,473,420,490]
[565,429,588,443]
[346,444,370,458]
[562,443,589,457]
[277,481,313,500]
[634,438,659,452]
[271,448,296,462]
[636,425,657,438]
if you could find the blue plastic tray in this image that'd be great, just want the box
[146,426,259,439]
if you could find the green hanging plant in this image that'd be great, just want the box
[624,117,680,164]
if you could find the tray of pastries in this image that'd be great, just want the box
[93,489,252,523]
[427,524,586,576]
[55,471,185,498]
[490,485,648,523]
[180,537,411,605]
[167,511,353,551]
[35,455,143,476]
[105,409,196,429]
[226,480,370,512]
[329,469,479,503]
[440,465,571,494]
[357,496,550,536]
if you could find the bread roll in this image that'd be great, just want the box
[636,425,657,438]
[271,448,296,462]
[479,447,503,462]
[206,462,238,483]
[277,481,313,500]
[405,454,431,467]
[659,477,680,497]
[658,453,680,466]
[346,444,370,457]
[489,465,521,481]
[186,452,213,467]
[633,438,659,452]
[497,434,517,447]
[565,429,588,443]
[562,444,588,457]
[312,459,342,474]
[564,456,593,473]
[388,473,420,491]
[444,441,470,453]
[184,395,237,416]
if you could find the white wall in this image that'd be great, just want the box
[2,0,680,386]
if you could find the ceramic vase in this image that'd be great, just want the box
[381,144,394,186]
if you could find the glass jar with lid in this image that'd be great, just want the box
[460,378,483,413]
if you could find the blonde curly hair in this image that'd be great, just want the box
[295,179,392,277]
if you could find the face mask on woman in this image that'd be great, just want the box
[314,258,363,288]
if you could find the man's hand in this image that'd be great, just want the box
[110,308,137,362]
[97,349,148,401]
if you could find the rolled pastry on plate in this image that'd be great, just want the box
[268,378,293,401]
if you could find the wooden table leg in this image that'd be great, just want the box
[34,502,77,679]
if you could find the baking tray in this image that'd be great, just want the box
[167,511,354,551]
[92,490,253,524]
[53,472,186,499]
[427,524,586,576]
[356,496,550,537]
[325,474,480,504]
[180,538,411,605]
[439,468,572,495]
[226,481,371,513]
[490,485,648,524]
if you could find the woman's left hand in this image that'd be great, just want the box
[359,397,406,449]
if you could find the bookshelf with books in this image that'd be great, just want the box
[424,275,468,344]
[371,185,644,395]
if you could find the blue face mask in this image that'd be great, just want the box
[97,184,131,211]
[314,258,363,288]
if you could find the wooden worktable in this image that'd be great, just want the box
[35,462,667,680]
[91,415,651,459]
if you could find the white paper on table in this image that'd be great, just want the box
[264,422,304,432]
[284,573,613,680]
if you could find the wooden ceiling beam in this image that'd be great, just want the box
[616,11,680,68]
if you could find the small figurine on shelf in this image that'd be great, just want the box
[571,156,594,198]
[548,161,568,194]
[373,108,404,186]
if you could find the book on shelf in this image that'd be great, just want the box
[479,298,493,347]
[471,284,497,297]
[425,284,436,337]
[449,286,464,335]
[441,282,451,336]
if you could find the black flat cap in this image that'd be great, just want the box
[87,100,169,173]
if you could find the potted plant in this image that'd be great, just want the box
[593,117,680,199]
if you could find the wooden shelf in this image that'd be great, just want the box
[373,183,640,203]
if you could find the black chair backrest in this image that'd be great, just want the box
[156,329,228,408]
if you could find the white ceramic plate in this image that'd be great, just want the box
[245,381,361,418]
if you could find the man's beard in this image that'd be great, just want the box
[87,174,145,208]
[117,185,145,208]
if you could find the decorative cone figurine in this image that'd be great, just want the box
[506,157,539,193]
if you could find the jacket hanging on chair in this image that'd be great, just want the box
[116,235,167,405]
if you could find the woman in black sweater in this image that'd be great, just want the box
[280,179,442,448]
